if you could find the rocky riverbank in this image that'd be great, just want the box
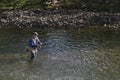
[0,9,120,28]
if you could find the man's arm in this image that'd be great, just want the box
[37,38,42,47]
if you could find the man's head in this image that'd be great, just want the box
[33,32,38,35]
[33,32,38,38]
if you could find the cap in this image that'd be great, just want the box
[33,32,38,35]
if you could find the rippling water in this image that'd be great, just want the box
[0,27,120,80]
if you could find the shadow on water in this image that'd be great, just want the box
[0,27,120,80]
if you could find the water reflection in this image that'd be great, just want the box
[0,27,120,80]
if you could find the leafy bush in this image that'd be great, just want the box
[0,0,120,12]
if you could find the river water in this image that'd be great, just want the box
[0,27,120,80]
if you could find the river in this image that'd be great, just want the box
[0,27,120,80]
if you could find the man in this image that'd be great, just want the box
[28,32,42,60]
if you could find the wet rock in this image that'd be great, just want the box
[0,9,120,28]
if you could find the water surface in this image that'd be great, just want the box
[0,27,120,80]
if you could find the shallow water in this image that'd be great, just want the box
[0,27,120,80]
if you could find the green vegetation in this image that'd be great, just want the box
[0,0,120,12]
[0,0,44,9]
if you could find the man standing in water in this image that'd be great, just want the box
[28,32,42,60]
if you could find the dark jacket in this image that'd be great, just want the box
[29,37,42,48]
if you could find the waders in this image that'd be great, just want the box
[30,48,38,60]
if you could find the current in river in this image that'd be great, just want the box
[0,27,120,80]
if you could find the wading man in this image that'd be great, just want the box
[28,32,42,60]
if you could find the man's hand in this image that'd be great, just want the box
[37,43,42,48]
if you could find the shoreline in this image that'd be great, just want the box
[0,9,120,28]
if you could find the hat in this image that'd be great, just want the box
[33,32,38,35]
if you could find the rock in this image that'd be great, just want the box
[0,9,120,28]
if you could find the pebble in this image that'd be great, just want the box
[0,9,120,28]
